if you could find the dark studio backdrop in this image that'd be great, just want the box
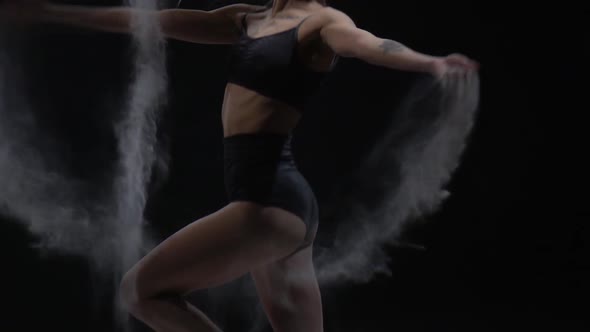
[1,0,588,331]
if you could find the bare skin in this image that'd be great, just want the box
[222,1,337,137]
[1,1,478,331]
[120,202,320,332]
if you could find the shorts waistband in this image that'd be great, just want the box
[223,132,295,164]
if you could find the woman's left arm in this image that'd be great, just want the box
[319,8,478,77]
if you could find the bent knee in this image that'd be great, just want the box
[119,266,184,316]
[119,268,148,314]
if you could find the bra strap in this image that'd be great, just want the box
[296,15,313,29]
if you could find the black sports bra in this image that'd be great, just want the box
[227,13,335,110]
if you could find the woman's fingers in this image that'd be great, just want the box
[447,53,480,70]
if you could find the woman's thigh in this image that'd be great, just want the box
[250,232,323,332]
[122,202,307,301]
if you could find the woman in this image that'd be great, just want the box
[2,1,478,331]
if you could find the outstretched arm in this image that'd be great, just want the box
[1,1,264,44]
[320,8,478,77]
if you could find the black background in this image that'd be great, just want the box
[1,0,588,331]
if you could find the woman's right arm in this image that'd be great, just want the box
[32,3,263,44]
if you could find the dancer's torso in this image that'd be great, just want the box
[222,7,337,137]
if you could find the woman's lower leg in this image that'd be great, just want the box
[126,295,222,332]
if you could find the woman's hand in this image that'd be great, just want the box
[431,53,480,79]
[0,0,47,26]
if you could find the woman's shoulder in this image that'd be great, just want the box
[226,3,268,17]
[211,3,267,32]
[306,5,354,30]
[316,6,353,23]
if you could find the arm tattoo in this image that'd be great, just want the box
[379,39,406,54]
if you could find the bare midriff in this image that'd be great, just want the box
[221,83,302,137]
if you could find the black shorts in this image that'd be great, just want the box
[223,132,318,256]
